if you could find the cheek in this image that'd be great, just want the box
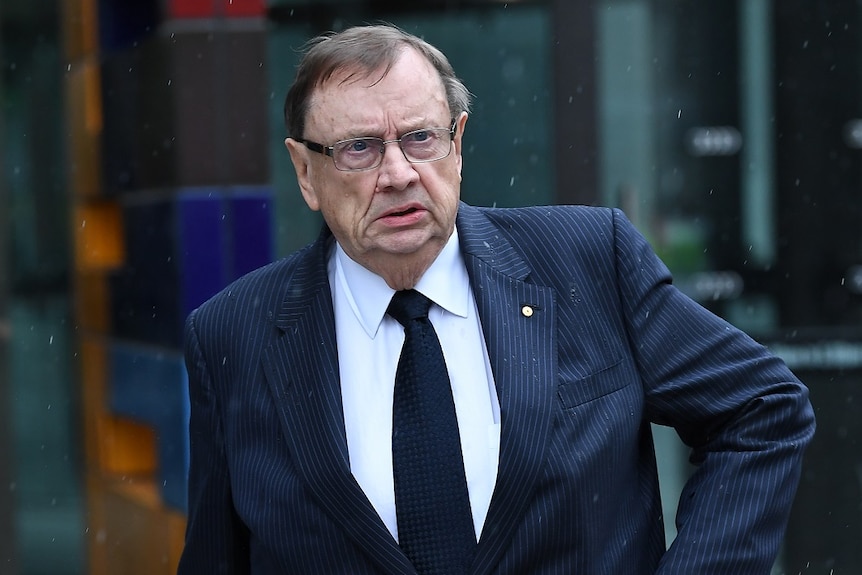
[319,183,372,226]
[433,170,462,207]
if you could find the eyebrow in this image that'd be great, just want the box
[333,120,446,142]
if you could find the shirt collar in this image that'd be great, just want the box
[334,229,470,338]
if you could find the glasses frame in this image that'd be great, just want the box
[297,119,458,172]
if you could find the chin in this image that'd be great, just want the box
[375,228,437,253]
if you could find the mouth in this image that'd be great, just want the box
[389,206,419,217]
[378,204,427,226]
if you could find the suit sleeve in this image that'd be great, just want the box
[610,209,815,574]
[177,309,250,574]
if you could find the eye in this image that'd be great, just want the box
[405,130,432,143]
[335,138,379,158]
[346,139,369,152]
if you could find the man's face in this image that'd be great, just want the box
[285,47,467,281]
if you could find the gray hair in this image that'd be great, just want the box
[283,24,472,139]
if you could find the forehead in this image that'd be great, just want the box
[306,48,450,137]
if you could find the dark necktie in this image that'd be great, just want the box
[388,289,476,575]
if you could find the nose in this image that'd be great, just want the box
[376,141,419,191]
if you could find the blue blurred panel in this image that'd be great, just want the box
[110,200,182,347]
[109,343,190,511]
[230,188,273,279]
[98,0,160,54]
[178,189,229,319]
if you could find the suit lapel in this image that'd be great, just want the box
[457,204,558,575]
[261,234,416,575]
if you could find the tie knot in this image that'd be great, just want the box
[387,290,432,326]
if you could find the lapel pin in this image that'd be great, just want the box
[521,305,534,318]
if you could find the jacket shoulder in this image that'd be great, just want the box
[472,204,620,241]
[471,203,624,256]
[189,241,319,330]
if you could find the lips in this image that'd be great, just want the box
[390,207,418,217]
[379,203,427,226]
[381,203,424,219]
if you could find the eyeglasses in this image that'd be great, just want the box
[297,120,457,172]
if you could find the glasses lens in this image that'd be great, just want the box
[401,128,452,163]
[332,138,383,171]
[329,127,453,171]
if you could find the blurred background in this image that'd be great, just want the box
[1,0,860,573]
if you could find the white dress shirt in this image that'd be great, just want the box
[329,229,501,542]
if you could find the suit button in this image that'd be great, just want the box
[521,305,534,317]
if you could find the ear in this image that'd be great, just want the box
[285,137,321,211]
[452,111,468,175]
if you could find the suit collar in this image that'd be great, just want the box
[456,202,532,281]
[333,227,472,340]
[275,225,333,332]
[274,202,533,330]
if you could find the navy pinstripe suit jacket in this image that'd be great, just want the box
[179,203,814,574]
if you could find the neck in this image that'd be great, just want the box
[371,250,441,291]
[351,239,446,291]
[333,228,454,291]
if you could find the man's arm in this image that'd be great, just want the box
[611,208,815,574]
[177,309,250,575]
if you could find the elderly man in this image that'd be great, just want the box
[178,24,814,575]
